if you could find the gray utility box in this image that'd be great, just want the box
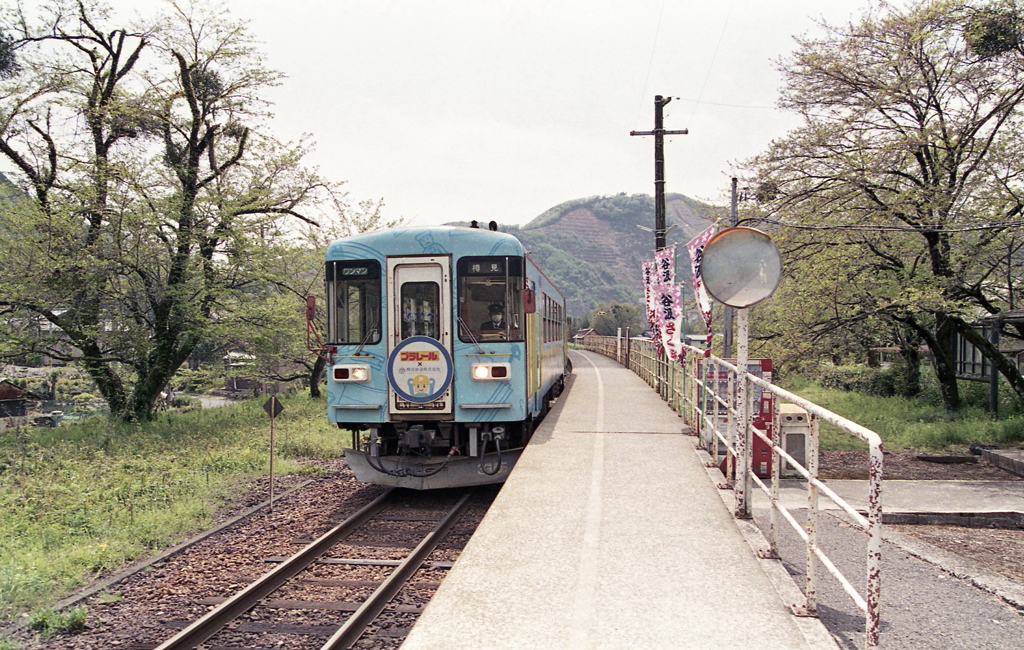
[779,403,809,478]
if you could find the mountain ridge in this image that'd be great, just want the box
[482,193,722,316]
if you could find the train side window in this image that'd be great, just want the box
[326,260,381,345]
[400,282,440,340]
[457,256,524,342]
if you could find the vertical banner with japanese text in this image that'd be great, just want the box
[651,246,686,363]
[642,261,657,329]
[641,261,663,356]
[652,281,686,363]
[686,227,716,356]
[655,246,675,285]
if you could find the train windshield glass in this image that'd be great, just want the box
[400,282,440,340]
[326,260,381,345]
[457,256,524,342]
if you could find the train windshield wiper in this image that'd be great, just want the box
[458,317,486,354]
[354,314,379,357]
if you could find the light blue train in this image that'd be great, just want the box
[318,225,567,489]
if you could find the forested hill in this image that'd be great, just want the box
[501,193,721,316]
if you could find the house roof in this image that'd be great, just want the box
[0,379,43,401]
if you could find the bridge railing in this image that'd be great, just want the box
[582,334,883,650]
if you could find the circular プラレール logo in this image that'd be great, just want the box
[386,336,453,403]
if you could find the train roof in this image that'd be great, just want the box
[325,226,526,261]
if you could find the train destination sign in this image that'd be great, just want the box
[387,335,454,403]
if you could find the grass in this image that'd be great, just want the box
[28,607,87,638]
[781,376,1024,452]
[0,393,345,627]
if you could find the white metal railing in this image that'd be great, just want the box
[583,333,883,649]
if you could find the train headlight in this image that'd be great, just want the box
[471,363,511,381]
[333,364,371,382]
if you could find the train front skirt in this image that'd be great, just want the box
[343,448,524,490]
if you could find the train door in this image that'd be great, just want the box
[385,257,454,417]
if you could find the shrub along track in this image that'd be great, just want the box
[13,460,498,650]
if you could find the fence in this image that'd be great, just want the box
[583,333,884,649]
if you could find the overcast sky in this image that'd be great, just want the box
[108,0,867,227]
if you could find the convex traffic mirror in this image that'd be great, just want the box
[701,226,782,308]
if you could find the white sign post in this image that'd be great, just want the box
[701,227,782,518]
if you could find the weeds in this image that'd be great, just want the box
[0,394,344,622]
[94,591,121,604]
[27,607,87,638]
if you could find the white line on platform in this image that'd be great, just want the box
[569,354,606,648]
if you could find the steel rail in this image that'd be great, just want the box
[153,488,395,650]
[320,487,476,649]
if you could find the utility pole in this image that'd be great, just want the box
[631,95,688,251]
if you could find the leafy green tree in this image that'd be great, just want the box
[584,301,645,336]
[233,198,400,399]
[747,0,1024,411]
[0,0,338,421]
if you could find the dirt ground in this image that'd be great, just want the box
[818,449,1024,481]
[819,450,1024,591]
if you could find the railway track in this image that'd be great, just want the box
[146,486,481,650]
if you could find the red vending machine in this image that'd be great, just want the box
[698,358,774,478]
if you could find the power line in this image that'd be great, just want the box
[687,0,736,124]
[753,216,1024,233]
[634,0,668,130]
[674,97,776,110]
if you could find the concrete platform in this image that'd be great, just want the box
[402,351,838,650]
[983,447,1024,477]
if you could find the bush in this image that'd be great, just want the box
[817,364,900,397]
[171,367,224,393]
[170,396,202,412]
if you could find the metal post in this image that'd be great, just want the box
[735,308,751,518]
[700,360,710,450]
[866,426,884,649]
[269,408,276,513]
[990,323,1000,418]
[668,356,675,411]
[625,327,631,372]
[723,177,738,357]
[768,393,781,558]
[726,369,736,482]
[805,413,820,615]
[616,327,622,364]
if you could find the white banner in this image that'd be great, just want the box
[686,227,716,356]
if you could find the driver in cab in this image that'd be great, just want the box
[480,303,510,339]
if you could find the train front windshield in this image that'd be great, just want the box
[326,260,381,345]
[400,281,440,339]
[457,256,524,342]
